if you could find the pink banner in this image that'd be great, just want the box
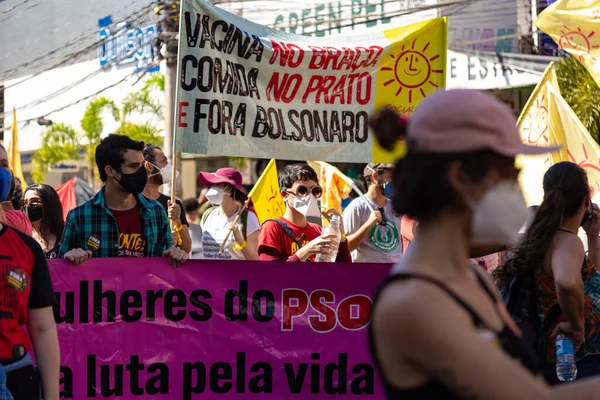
[49,259,391,399]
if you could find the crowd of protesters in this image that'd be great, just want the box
[6,89,600,398]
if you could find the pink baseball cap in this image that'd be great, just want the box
[198,168,247,199]
[406,89,561,156]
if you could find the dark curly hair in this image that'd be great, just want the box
[494,162,589,289]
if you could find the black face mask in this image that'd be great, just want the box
[25,204,43,223]
[11,188,22,210]
[117,166,148,195]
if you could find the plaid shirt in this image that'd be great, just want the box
[58,187,172,258]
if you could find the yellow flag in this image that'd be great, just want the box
[535,0,600,87]
[517,63,562,205]
[517,62,600,205]
[248,159,284,224]
[372,17,447,162]
[547,84,600,198]
[307,161,353,225]
[8,108,26,185]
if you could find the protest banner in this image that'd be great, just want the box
[174,0,447,163]
[50,259,391,399]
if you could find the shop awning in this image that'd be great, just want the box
[447,50,561,90]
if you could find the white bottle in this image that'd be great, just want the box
[555,333,577,382]
[315,215,342,263]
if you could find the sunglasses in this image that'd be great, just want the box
[287,185,323,199]
[21,199,42,208]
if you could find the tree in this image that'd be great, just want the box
[555,56,600,141]
[81,97,120,184]
[31,123,80,183]
[33,74,165,184]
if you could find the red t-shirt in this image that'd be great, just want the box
[110,205,146,258]
[0,224,56,358]
[3,210,32,236]
[258,217,351,262]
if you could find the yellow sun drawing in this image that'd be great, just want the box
[380,38,443,104]
[521,94,549,145]
[559,25,599,61]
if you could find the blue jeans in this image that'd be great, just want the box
[0,354,34,400]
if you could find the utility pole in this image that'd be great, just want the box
[155,1,180,195]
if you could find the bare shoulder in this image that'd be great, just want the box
[373,277,474,342]
[554,231,585,253]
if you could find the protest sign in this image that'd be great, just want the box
[174,0,447,163]
[50,259,391,399]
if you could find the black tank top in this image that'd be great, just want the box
[368,269,539,399]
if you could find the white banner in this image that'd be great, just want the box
[174,0,447,162]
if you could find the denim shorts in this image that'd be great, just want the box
[0,354,39,400]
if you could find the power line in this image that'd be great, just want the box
[0,0,29,15]
[0,4,153,83]
[3,69,146,131]
[0,33,158,119]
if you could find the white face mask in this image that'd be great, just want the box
[288,193,321,218]
[206,186,225,206]
[149,162,180,184]
[469,180,531,246]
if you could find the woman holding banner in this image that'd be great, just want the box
[0,148,60,400]
[368,90,600,398]
[198,168,260,260]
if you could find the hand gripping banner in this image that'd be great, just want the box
[50,259,392,399]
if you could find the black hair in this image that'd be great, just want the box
[183,197,199,213]
[10,173,23,210]
[95,134,145,182]
[143,143,162,165]
[349,179,366,199]
[278,164,318,191]
[223,183,246,202]
[369,109,513,221]
[494,162,589,289]
[25,184,65,243]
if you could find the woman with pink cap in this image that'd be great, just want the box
[368,89,600,398]
[198,167,260,261]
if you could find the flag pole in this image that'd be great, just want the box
[218,198,251,255]
[170,152,182,246]
[351,183,375,212]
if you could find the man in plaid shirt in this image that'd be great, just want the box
[59,134,188,267]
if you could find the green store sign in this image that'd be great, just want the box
[273,0,393,37]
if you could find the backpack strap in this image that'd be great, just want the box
[200,206,216,228]
[241,209,249,241]
[264,218,307,249]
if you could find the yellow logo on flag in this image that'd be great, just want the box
[517,63,563,205]
[380,38,444,106]
[248,159,285,224]
[372,17,447,163]
[535,0,600,86]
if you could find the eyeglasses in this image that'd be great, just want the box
[287,185,323,199]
